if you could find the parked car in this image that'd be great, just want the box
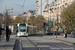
[46,31,60,35]
[46,31,56,35]
[54,31,60,35]
[67,30,71,34]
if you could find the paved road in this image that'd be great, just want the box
[17,35,75,50]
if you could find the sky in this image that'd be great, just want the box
[0,0,55,16]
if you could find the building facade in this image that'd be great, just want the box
[43,0,74,23]
[27,10,36,17]
[36,0,52,16]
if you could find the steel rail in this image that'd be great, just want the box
[26,37,41,50]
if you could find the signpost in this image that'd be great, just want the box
[74,16,75,38]
[48,21,53,28]
[48,21,53,31]
[46,26,48,30]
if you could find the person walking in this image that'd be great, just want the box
[64,28,67,38]
[9,28,11,38]
[0,27,2,41]
[6,26,10,41]
[0,25,4,41]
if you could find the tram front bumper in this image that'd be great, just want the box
[17,32,28,36]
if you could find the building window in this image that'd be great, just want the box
[56,4,57,6]
[60,6,61,8]
[65,3,67,5]
[55,8,56,10]
[43,11,45,12]
[55,0,57,1]
[62,5,64,7]
[58,4,60,5]
[52,8,53,10]
[58,7,59,9]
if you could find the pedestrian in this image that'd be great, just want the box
[6,26,10,41]
[0,24,4,41]
[9,28,11,38]
[71,28,74,35]
[64,28,67,38]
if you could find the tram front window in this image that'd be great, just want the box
[19,26,26,32]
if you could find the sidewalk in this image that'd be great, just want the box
[43,34,75,46]
[0,38,16,50]
[0,34,17,50]
[51,35,75,46]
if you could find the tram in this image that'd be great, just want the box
[16,23,37,36]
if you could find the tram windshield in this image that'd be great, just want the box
[19,24,26,32]
[19,26,26,32]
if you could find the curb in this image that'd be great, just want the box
[52,38,75,46]
[13,39,22,50]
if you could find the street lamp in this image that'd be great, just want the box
[54,4,59,38]
[23,12,27,23]
[32,5,36,16]
[44,4,52,32]
[6,8,13,12]
[74,16,75,38]
[49,5,52,21]
[23,12,29,24]
[56,13,58,38]
[5,5,13,26]
[48,4,52,31]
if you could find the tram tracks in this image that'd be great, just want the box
[26,37,41,50]
[16,35,75,50]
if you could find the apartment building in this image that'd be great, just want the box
[36,0,52,16]
[27,10,35,16]
[54,0,74,23]
[43,0,74,23]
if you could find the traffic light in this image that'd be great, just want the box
[43,23,46,28]
[43,23,46,26]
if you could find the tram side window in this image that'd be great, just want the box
[27,27,29,33]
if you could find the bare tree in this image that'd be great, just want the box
[0,13,3,24]
[3,12,13,26]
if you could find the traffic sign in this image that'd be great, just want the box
[48,22,53,28]
[46,26,48,29]
[49,22,53,26]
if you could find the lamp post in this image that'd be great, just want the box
[55,4,59,38]
[41,0,42,15]
[47,9,50,32]
[50,8,51,21]
[74,16,75,38]
[56,13,58,38]
[32,5,36,16]
[44,4,52,32]
[23,12,29,24]
[23,12,27,23]
[5,5,13,26]
[49,4,52,31]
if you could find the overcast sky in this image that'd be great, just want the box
[0,0,55,16]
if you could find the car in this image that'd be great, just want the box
[54,31,60,35]
[67,30,71,34]
[46,31,56,35]
[46,31,60,35]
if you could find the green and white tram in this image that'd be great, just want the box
[16,23,37,37]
